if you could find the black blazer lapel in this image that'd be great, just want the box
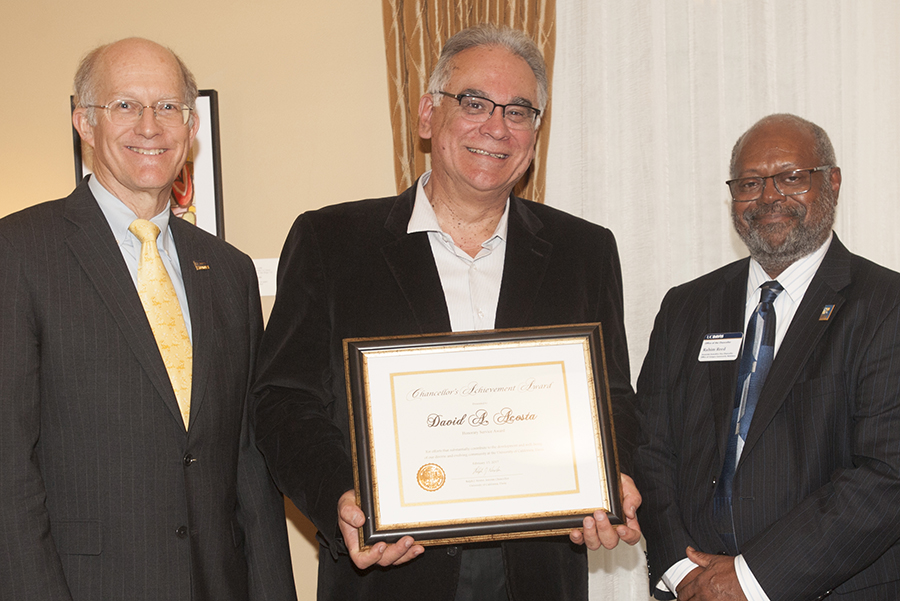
[63,184,185,428]
[171,218,212,431]
[380,186,452,334]
[495,197,552,329]
[708,261,750,462]
[741,236,851,459]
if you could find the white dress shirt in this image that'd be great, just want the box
[408,171,511,594]
[407,171,509,332]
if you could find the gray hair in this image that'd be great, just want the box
[730,113,837,178]
[427,24,548,111]
[73,38,199,126]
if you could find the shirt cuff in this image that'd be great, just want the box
[659,557,700,595]
[735,554,771,601]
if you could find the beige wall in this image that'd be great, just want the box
[1,1,398,598]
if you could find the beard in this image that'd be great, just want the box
[731,181,837,273]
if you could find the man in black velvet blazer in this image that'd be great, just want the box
[252,25,641,601]
[0,39,295,601]
[634,114,900,600]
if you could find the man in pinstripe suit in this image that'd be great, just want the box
[634,113,900,601]
[0,38,295,601]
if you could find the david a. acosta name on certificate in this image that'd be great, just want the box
[425,404,537,429]
[421,379,550,431]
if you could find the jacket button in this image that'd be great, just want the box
[176,526,188,538]
[183,454,195,467]
[446,547,458,556]
[711,478,717,486]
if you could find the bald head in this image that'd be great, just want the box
[74,38,198,126]
[730,113,836,179]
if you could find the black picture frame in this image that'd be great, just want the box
[343,323,623,549]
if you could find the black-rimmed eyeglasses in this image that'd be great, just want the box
[437,91,541,130]
[726,165,833,202]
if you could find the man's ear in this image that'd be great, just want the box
[829,166,842,204]
[72,108,95,147]
[188,109,200,144]
[418,93,435,140]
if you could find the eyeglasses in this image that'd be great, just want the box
[437,91,541,130]
[88,99,193,126]
[726,165,833,202]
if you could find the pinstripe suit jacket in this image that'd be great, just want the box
[251,184,637,601]
[0,181,296,601]
[634,235,900,600]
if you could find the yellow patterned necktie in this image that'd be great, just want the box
[129,219,193,429]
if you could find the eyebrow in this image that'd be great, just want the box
[104,95,186,103]
[459,88,535,108]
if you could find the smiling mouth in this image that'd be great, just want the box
[127,147,167,156]
[468,147,508,159]
[746,204,804,223]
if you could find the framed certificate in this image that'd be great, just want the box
[343,323,622,548]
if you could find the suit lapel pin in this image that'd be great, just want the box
[193,261,210,271]
[819,305,835,321]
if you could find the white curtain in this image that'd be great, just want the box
[545,2,900,600]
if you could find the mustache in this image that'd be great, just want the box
[740,201,806,222]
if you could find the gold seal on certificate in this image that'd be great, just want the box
[416,463,446,492]
[344,324,623,549]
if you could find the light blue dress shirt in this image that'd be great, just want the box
[89,176,193,341]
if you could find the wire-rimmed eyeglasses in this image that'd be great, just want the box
[87,99,193,127]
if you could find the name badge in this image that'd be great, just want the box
[698,333,742,362]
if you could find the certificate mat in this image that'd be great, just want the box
[343,324,622,548]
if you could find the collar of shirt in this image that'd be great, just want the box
[744,232,833,355]
[409,171,508,332]
[89,175,175,260]
[407,170,510,258]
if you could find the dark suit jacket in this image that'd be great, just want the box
[251,184,637,601]
[634,235,900,601]
[0,180,296,601]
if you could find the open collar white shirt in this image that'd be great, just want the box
[407,171,509,332]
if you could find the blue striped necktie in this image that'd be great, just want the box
[714,280,783,554]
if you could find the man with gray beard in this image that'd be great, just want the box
[634,113,900,600]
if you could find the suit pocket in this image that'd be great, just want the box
[51,520,102,555]
[785,373,846,430]
[790,373,843,398]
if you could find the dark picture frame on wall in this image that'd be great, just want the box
[71,89,225,239]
